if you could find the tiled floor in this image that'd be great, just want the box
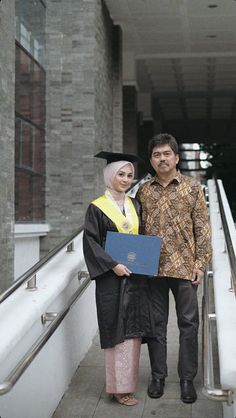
[53,291,223,418]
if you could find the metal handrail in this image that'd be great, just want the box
[202,270,233,405]
[0,273,90,395]
[0,225,83,304]
[214,178,236,296]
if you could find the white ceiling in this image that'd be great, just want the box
[105,0,236,142]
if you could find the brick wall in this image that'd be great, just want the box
[93,2,123,197]
[0,0,15,292]
[43,0,123,252]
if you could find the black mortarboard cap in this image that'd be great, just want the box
[94,151,143,164]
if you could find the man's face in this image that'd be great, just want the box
[150,144,179,176]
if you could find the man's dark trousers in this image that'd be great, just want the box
[147,277,199,380]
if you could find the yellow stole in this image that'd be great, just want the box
[92,195,139,234]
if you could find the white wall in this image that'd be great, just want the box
[14,224,50,279]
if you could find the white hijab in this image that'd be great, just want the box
[103,161,134,209]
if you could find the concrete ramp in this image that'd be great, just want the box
[53,290,222,418]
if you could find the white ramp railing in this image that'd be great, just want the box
[203,179,236,418]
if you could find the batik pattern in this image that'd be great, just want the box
[105,338,141,394]
[136,172,211,280]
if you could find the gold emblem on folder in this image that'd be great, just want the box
[127,252,136,262]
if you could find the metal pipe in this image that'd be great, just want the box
[26,274,38,291]
[0,276,91,395]
[78,270,90,281]
[202,387,233,404]
[202,271,233,405]
[214,178,236,295]
[66,242,74,252]
[41,312,58,324]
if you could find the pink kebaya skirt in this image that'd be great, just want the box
[105,338,141,394]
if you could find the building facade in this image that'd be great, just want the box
[0,0,145,293]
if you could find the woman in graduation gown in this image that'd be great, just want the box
[83,151,155,406]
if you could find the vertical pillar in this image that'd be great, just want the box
[112,25,123,152]
[123,52,138,155]
[137,93,154,175]
[43,0,123,253]
[0,0,15,292]
[44,0,98,252]
[123,85,138,155]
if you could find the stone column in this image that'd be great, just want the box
[122,53,139,155]
[0,0,15,292]
[112,25,123,152]
[137,93,154,174]
[43,0,123,252]
[123,85,138,155]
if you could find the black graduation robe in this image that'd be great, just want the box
[83,197,156,349]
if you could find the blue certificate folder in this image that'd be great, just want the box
[105,232,162,276]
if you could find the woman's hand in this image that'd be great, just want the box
[112,264,132,277]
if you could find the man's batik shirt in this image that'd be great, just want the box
[136,171,212,280]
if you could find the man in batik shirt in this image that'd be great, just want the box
[136,133,211,404]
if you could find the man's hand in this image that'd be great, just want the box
[191,268,204,285]
[112,264,132,277]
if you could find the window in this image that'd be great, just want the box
[15,0,46,222]
[15,0,45,67]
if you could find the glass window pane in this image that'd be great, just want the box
[15,44,45,222]
[15,2,46,222]
[15,0,46,67]
[15,47,45,127]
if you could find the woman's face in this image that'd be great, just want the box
[112,163,134,192]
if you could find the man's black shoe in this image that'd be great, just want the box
[180,380,197,403]
[147,378,165,398]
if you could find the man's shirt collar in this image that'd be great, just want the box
[150,170,182,186]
